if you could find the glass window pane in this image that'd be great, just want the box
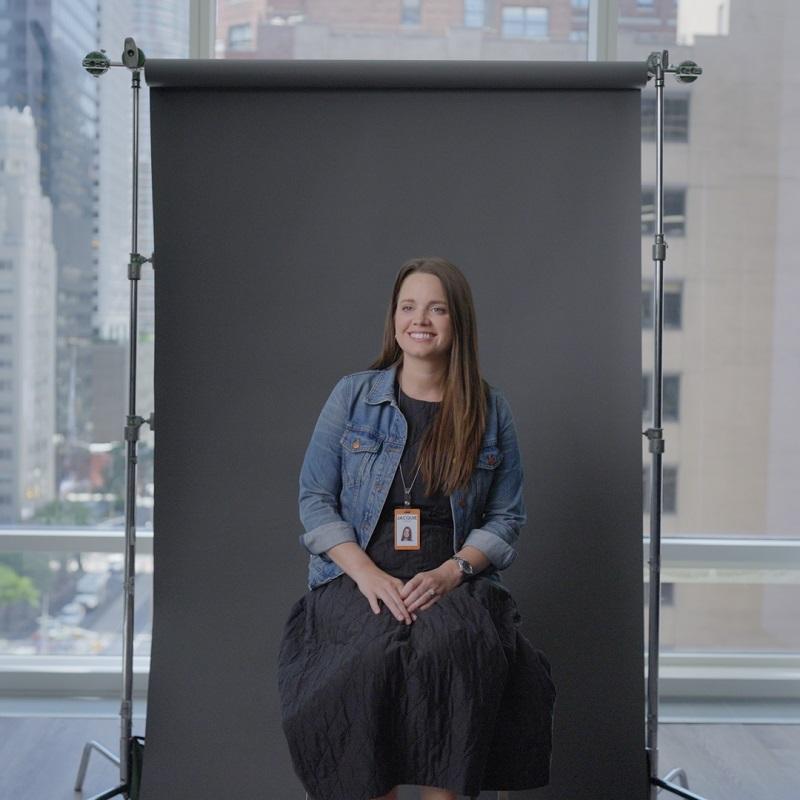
[630,2,798,661]
[0,549,153,658]
[216,0,585,59]
[0,0,187,669]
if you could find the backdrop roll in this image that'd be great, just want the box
[142,58,649,800]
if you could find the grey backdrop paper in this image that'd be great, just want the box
[143,59,648,800]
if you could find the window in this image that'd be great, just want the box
[464,0,485,28]
[641,187,686,236]
[642,280,683,330]
[402,0,422,25]
[642,372,681,422]
[501,6,548,39]
[644,463,677,514]
[227,23,253,52]
[641,95,690,142]
[646,581,675,606]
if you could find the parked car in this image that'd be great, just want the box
[76,571,110,607]
[74,593,101,610]
[57,602,86,627]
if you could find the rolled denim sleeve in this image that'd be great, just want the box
[298,375,359,557]
[463,392,527,570]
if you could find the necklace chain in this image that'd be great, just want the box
[398,460,422,507]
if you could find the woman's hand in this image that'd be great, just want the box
[353,567,415,625]
[399,563,461,615]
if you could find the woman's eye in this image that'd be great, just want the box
[399,305,447,313]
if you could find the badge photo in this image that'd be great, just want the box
[394,507,421,550]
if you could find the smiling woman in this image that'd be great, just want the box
[277,256,556,800]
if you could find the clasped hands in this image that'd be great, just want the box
[355,561,462,625]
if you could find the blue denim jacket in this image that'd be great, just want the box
[298,362,527,594]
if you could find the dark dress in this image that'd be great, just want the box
[278,382,556,800]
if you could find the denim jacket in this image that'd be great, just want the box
[298,362,527,594]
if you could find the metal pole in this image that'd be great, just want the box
[645,47,666,800]
[75,39,152,800]
[118,64,141,791]
[644,50,709,800]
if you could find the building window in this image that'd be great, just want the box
[642,280,683,330]
[402,0,422,25]
[641,187,686,236]
[641,95,690,142]
[644,463,677,514]
[645,581,674,606]
[501,6,548,39]
[571,0,589,7]
[227,23,253,52]
[464,0,485,28]
[642,372,681,422]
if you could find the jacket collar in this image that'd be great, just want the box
[365,361,400,405]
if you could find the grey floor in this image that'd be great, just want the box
[1,700,798,800]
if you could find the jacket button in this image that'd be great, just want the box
[352,439,360,449]
[487,454,496,465]
[458,498,466,508]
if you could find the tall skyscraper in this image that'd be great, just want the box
[0,106,57,522]
[1,0,99,494]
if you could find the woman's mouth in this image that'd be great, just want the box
[409,332,436,341]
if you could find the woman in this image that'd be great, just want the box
[278,257,556,800]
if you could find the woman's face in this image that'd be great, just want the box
[394,272,453,365]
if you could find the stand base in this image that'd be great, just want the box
[75,739,128,799]
[654,768,711,800]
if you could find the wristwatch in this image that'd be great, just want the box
[450,555,475,580]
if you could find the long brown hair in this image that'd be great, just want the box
[367,256,489,496]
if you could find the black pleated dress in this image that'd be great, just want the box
[278,383,556,800]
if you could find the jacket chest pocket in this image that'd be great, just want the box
[340,424,383,488]
[473,443,503,510]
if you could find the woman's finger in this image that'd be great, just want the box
[408,584,439,612]
[385,590,411,624]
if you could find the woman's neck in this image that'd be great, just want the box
[397,362,445,402]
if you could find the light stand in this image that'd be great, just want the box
[643,50,711,800]
[74,38,153,800]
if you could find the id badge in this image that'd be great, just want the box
[394,507,421,550]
